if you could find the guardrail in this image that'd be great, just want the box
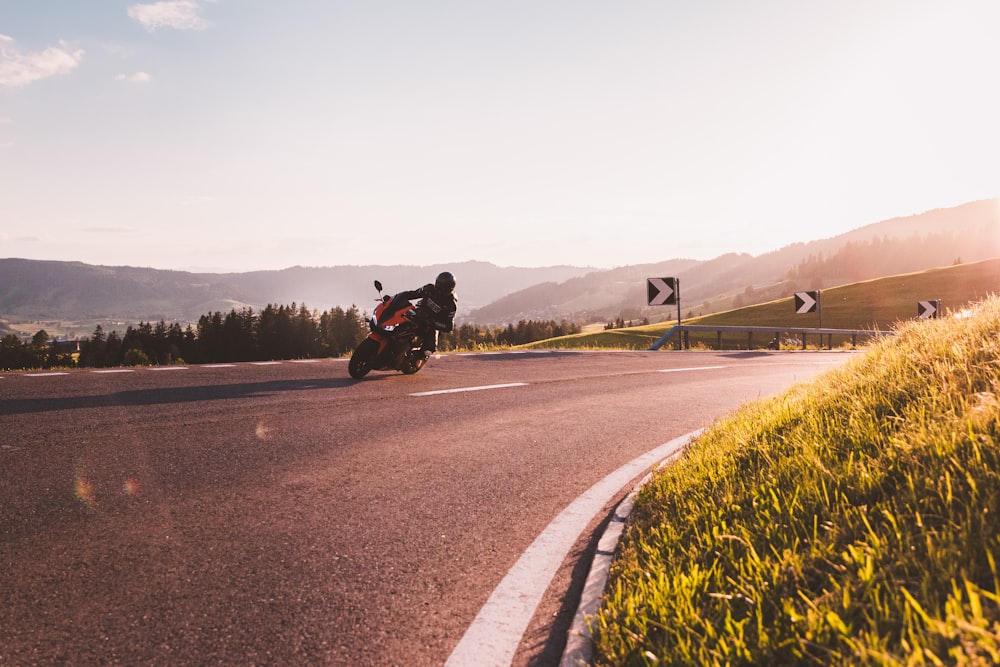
[649,324,896,351]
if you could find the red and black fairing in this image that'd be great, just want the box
[370,294,421,351]
[348,288,429,378]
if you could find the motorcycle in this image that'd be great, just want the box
[348,280,431,379]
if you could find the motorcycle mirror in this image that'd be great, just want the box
[374,280,383,292]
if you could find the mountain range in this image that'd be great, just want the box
[2,199,997,338]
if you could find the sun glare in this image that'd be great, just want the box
[74,476,96,509]
[123,476,141,496]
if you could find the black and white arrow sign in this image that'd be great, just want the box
[794,291,818,314]
[918,300,940,319]
[647,277,677,306]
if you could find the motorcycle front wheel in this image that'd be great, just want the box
[400,351,426,375]
[348,338,379,379]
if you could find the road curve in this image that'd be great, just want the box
[0,350,856,665]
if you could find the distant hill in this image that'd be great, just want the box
[0,260,591,338]
[2,199,997,337]
[468,199,1000,324]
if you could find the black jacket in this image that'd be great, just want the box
[398,285,457,333]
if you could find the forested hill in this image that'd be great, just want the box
[0,260,590,326]
[467,199,1000,324]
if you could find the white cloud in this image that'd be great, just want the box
[0,34,84,88]
[115,71,152,83]
[128,1,211,32]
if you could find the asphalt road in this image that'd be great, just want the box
[0,350,856,666]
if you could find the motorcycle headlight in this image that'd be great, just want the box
[382,324,396,331]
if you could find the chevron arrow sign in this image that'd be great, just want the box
[918,300,940,319]
[794,291,818,314]
[647,277,676,306]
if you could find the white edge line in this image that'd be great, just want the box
[445,429,704,667]
[409,383,528,397]
[559,428,704,666]
[24,372,70,377]
[148,366,189,371]
[92,369,136,374]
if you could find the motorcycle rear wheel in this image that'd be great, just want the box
[348,338,379,379]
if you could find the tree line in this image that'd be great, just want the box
[77,303,370,367]
[786,234,971,285]
[1,302,582,370]
[439,319,581,350]
[0,330,77,371]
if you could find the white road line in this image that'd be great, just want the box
[446,430,702,667]
[250,361,282,366]
[409,383,528,397]
[148,366,189,371]
[289,359,322,363]
[24,372,69,377]
[203,364,236,368]
[657,365,727,373]
[92,369,135,374]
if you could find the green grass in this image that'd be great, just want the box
[590,294,1000,665]
[523,258,1000,351]
[687,258,1000,331]
[518,328,663,351]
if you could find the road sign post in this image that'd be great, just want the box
[675,278,681,329]
[794,290,822,328]
[647,276,681,333]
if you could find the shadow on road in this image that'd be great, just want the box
[0,377,362,415]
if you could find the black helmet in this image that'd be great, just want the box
[435,271,456,293]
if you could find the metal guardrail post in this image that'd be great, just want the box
[649,325,893,351]
[649,325,679,351]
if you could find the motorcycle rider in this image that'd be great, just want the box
[397,271,457,358]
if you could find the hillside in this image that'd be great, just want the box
[0,260,591,338]
[523,258,1000,350]
[592,295,1000,663]
[469,199,1000,324]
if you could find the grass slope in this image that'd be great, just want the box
[524,258,1000,351]
[590,294,1000,665]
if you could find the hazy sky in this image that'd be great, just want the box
[1,1,998,272]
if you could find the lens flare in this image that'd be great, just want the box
[74,476,97,509]
[123,476,141,496]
